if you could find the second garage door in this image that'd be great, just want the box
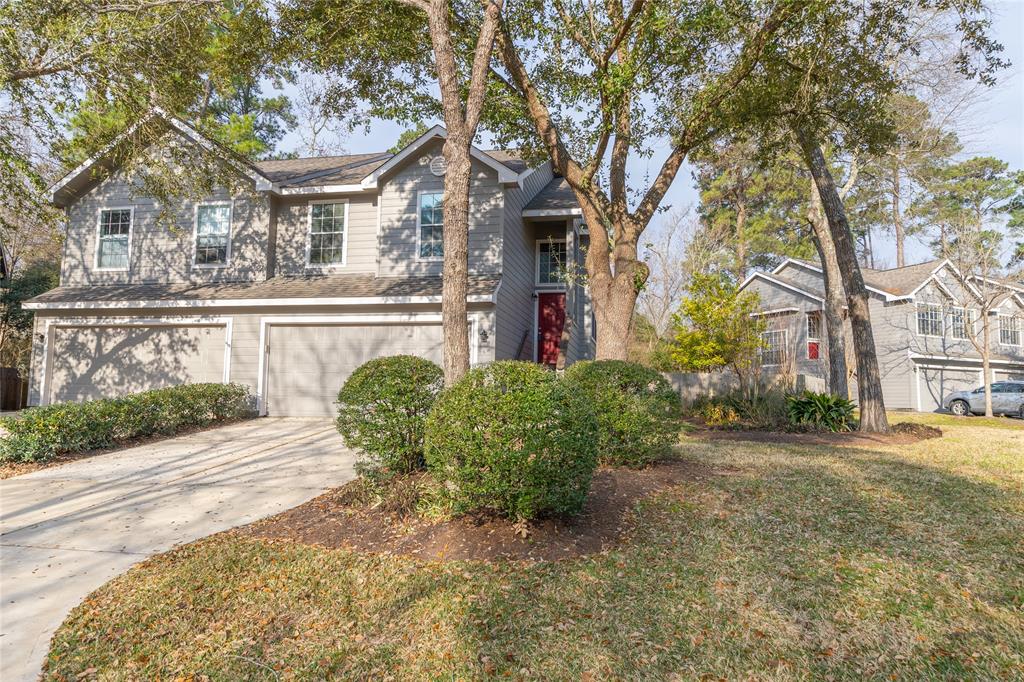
[264,323,444,417]
[918,366,980,412]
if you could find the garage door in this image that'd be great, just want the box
[264,323,443,417]
[995,370,1024,382]
[48,324,227,403]
[918,367,979,412]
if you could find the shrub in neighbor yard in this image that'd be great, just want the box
[424,361,598,521]
[0,383,253,463]
[335,355,444,476]
[689,389,789,430]
[562,360,682,466]
[786,391,855,432]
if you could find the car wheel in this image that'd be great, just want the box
[949,400,970,417]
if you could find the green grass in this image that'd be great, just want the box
[46,419,1024,680]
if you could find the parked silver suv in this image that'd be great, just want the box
[943,381,1024,417]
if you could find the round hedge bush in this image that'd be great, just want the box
[424,361,598,521]
[335,355,444,475]
[562,360,682,466]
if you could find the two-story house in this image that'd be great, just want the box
[23,112,594,416]
[739,258,1024,412]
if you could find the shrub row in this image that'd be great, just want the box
[335,357,683,522]
[689,388,855,432]
[0,383,254,463]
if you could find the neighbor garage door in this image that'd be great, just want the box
[918,366,979,412]
[47,324,227,403]
[995,370,1024,382]
[263,323,443,417]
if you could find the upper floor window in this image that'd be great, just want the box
[308,201,347,267]
[999,315,1021,346]
[194,203,231,267]
[917,303,943,337]
[760,329,787,366]
[417,191,443,260]
[96,208,132,270]
[806,311,821,360]
[537,240,567,285]
[950,306,974,340]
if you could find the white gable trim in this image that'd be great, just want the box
[738,271,824,303]
[358,125,520,189]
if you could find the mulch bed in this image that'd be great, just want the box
[242,460,718,562]
[688,421,941,448]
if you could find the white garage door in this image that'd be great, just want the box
[995,370,1024,382]
[263,323,443,417]
[919,367,979,412]
[48,324,227,403]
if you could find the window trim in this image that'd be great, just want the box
[998,314,1022,347]
[760,329,787,367]
[535,238,568,288]
[192,201,234,269]
[415,189,444,262]
[916,302,944,338]
[305,198,349,269]
[949,306,975,341]
[805,311,822,360]
[93,207,134,272]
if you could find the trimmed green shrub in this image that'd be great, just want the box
[562,360,682,466]
[424,361,598,521]
[0,383,253,463]
[786,391,855,432]
[335,355,444,476]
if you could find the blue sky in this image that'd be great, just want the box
[279,1,1024,270]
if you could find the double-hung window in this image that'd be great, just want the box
[96,208,132,270]
[194,203,231,266]
[537,240,567,285]
[760,329,787,366]
[1000,315,1022,346]
[806,311,822,360]
[950,307,974,341]
[308,201,347,266]
[418,191,444,260]
[916,303,943,337]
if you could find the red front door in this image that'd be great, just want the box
[537,292,566,367]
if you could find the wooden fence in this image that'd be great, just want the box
[0,368,28,411]
[664,372,827,405]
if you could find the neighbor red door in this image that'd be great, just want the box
[537,292,566,368]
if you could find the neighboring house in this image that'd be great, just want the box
[739,258,1024,412]
[23,112,593,416]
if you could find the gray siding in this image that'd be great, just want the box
[745,278,828,382]
[774,262,826,291]
[61,169,270,286]
[377,139,503,278]
[273,193,379,276]
[495,163,554,361]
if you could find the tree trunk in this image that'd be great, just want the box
[892,165,905,268]
[982,313,993,417]
[736,200,748,280]
[807,183,849,399]
[795,127,889,433]
[439,140,472,384]
[592,277,640,361]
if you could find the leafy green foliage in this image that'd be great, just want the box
[424,361,598,521]
[0,260,59,373]
[0,384,253,463]
[335,355,443,477]
[388,122,431,154]
[563,360,681,467]
[669,274,766,384]
[786,391,855,432]
[689,389,789,430]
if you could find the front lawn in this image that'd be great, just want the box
[46,417,1024,680]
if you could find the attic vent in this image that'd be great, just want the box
[429,155,448,176]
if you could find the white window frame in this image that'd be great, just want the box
[535,238,568,288]
[805,311,822,360]
[999,314,1022,347]
[94,207,134,272]
[305,199,349,269]
[949,306,975,341]
[916,303,943,338]
[415,190,444,262]
[760,329,787,367]
[192,201,233,269]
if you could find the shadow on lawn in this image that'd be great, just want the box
[449,441,1024,679]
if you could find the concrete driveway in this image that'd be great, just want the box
[0,418,356,681]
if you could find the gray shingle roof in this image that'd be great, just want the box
[523,177,579,213]
[28,275,500,306]
[787,258,944,297]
